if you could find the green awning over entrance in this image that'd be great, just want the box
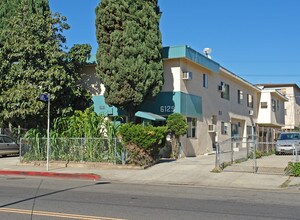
[135,111,166,121]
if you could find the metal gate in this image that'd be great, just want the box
[215,136,298,174]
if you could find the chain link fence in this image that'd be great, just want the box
[215,136,300,174]
[215,136,277,173]
[19,137,129,165]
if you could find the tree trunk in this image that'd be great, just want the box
[171,136,179,159]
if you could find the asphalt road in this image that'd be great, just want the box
[0,176,300,220]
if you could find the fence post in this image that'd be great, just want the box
[246,138,249,159]
[114,138,117,165]
[253,141,257,173]
[81,138,84,162]
[19,138,22,163]
[215,142,220,169]
[230,140,234,164]
[294,143,299,163]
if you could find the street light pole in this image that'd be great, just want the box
[38,93,51,171]
[46,94,50,171]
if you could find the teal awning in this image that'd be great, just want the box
[135,111,166,121]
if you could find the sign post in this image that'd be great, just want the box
[39,94,50,171]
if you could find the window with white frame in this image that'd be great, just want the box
[187,117,197,138]
[247,94,253,108]
[203,74,208,88]
[238,90,243,104]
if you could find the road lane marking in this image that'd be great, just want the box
[0,208,126,220]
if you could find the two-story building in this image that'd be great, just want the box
[257,84,300,131]
[80,45,289,156]
[256,86,288,142]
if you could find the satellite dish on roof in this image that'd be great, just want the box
[203,48,212,59]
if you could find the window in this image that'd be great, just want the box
[261,102,268,108]
[238,90,243,104]
[247,94,253,108]
[187,117,197,138]
[277,100,279,111]
[272,99,276,112]
[221,122,228,135]
[3,136,13,143]
[203,74,208,88]
[220,82,230,100]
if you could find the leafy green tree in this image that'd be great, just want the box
[166,113,188,158]
[0,0,49,40]
[95,0,164,121]
[0,1,92,128]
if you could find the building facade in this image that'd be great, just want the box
[257,84,300,131]
[80,46,288,156]
[256,87,288,142]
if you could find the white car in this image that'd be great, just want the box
[275,132,300,155]
[0,135,19,156]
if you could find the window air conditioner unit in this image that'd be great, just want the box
[218,84,226,92]
[183,71,192,80]
[208,124,216,133]
[249,109,254,116]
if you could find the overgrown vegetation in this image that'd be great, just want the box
[117,123,168,166]
[285,162,300,177]
[21,107,121,163]
[248,150,274,159]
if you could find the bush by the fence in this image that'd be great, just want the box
[118,123,168,166]
[285,162,300,177]
[249,150,262,159]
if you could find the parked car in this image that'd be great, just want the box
[0,135,19,156]
[275,132,300,155]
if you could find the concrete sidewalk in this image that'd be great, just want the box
[0,155,299,190]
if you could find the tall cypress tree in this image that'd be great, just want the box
[95,0,164,121]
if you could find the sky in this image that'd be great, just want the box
[49,0,300,86]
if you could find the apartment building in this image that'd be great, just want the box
[256,87,288,142]
[80,45,272,156]
[257,84,300,131]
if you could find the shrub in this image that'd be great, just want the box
[249,150,262,159]
[117,123,168,165]
[285,162,300,177]
[166,113,187,158]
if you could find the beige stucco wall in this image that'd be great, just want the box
[283,86,300,129]
[163,59,259,155]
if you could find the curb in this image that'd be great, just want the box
[0,170,101,181]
